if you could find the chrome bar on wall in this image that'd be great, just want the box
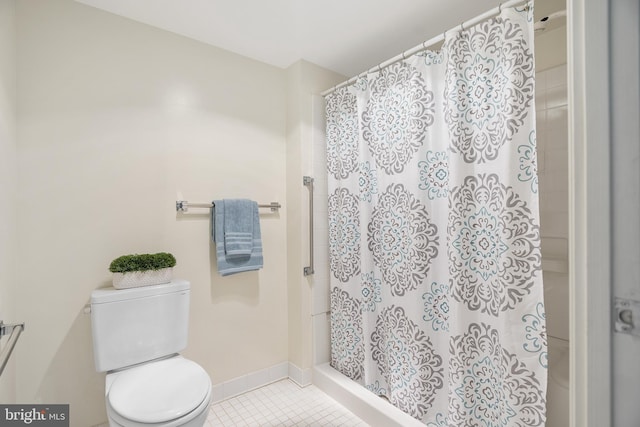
[303,176,315,276]
[0,321,25,377]
[176,200,282,212]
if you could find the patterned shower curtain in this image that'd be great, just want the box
[326,3,547,426]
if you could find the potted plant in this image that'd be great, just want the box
[109,252,176,289]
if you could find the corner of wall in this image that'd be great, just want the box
[285,60,344,370]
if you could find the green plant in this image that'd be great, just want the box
[109,252,176,273]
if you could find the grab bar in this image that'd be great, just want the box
[303,176,315,276]
[0,321,25,377]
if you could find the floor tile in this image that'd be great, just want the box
[207,379,368,426]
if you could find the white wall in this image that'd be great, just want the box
[0,0,17,403]
[16,0,288,425]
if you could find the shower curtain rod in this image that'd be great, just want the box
[321,0,528,97]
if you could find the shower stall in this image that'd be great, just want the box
[310,1,569,426]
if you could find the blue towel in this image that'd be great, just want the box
[223,199,254,256]
[212,199,263,276]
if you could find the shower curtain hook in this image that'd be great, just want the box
[460,21,465,31]
[499,2,503,13]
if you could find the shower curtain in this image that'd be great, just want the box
[326,3,547,426]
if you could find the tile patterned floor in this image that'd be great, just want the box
[206,379,369,427]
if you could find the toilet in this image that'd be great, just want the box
[90,280,212,427]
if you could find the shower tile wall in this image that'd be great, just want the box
[536,64,569,342]
[536,63,570,427]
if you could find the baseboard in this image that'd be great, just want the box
[287,362,312,387]
[211,361,311,403]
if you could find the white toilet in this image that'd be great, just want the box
[90,280,212,427]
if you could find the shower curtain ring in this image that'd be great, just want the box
[460,22,465,31]
[499,2,503,13]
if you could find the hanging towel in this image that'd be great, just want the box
[223,199,254,257]
[212,199,263,276]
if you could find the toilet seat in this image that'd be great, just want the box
[107,357,211,426]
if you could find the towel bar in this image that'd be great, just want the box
[176,200,281,213]
[0,321,25,377]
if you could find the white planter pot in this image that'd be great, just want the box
[112,267,173,289]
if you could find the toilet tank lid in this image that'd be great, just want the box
[91,279,190,304]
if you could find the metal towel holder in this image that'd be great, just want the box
[176,200,281,213]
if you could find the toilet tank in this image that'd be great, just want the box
[90,279,190,372]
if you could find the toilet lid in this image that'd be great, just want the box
[108,357,211,423]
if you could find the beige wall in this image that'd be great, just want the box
[534,0,567,72]
[16,0,288,425]
[0,0,17,403]
[285,61,343,372]
[536,26,567,72]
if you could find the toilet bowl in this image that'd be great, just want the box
[105,356,211,427]
[90,281,212,427]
